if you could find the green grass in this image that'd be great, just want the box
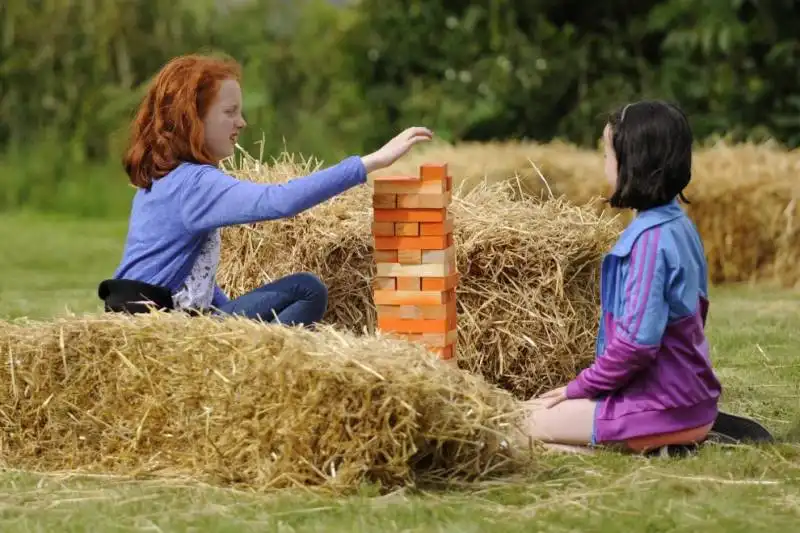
[0,211,129,319]
[0,211,799,532]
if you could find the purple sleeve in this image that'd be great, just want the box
[212,285,230,308]
[179,156,367,232]
[566,228,670,399]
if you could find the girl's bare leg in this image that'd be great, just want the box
[513,397,597,448]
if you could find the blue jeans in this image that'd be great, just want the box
[216,272,328,326]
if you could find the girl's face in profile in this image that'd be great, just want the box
[203,79,247,163]
[602,123,618,190]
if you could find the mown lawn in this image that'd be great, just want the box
[0,211,798,532]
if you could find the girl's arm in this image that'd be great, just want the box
[178,126,435,233]
[566,228,670,399]
[179,156,367,232]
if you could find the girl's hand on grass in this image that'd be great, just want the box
[537,386,568,409]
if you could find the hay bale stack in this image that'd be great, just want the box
[218,152,620,399]
[0,313,524,492]
[684,143,800,287]
[373,139,608,201]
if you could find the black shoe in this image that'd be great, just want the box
[708,411,775,445]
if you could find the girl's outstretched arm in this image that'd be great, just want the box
[179,156,367,232]
[179,126,433,233]
[566,227,670,399]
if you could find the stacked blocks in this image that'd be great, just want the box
[371,163,458,361]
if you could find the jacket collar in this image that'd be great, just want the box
[608,198,684,257]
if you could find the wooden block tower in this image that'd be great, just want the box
[371,163,458,361]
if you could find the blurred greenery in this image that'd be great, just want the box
[0,0,798,217]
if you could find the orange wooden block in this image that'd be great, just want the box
[433,344,455,360]
[397,249,422,264]
[373,235,449,250]
[446,175,452,191]
[420,218,453,236]
[421,273,459,291]
[372,194,397,209]
[395,222,419,236]
[374,250,398,262]
[374,178,445,195]
[420,163,448,181]
[396,191,452,209]
[382,300,454,325]
[373,289,451,306]
[447,233,454,247]
[374,209,446,223]
[372,222,395,236]
[373,277,396,291]
[378,316,449,334]
[447,300,457,328]
[396,276,421,291]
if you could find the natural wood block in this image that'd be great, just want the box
[446,175,452,191]
[421,246,455,264]
[416,329,458,347]
[372,277,396,291]
[397,249,422,264]
[374,208,446,223]
[421,273,459,291]
[396,191,452,209]
[374,178,446,195]
[395,222,419,236]
[373,235,449,250]
[376,261,455,277]
[396,276,421,291]
[372,194,396,209]
[420,163,448,181]
[377,304,449,320]
[372,222,395,236]
[374,250,398,262]
[373,289,451,306]
[420,218,454,236]
[377,316,449,334]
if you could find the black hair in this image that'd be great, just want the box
[606,99,692,211]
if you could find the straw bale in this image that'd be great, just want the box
[373,139,606,201]
[0,313,525,492]
[218,151,620,400]
[542,142,800,287]
[683,143,800,287]
[378,140,800,287]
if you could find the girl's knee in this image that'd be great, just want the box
[290,272,328,322]
[294,272,328,300]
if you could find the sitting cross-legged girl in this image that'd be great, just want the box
[107,53,433,325]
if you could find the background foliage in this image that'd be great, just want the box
[1,0,798,216]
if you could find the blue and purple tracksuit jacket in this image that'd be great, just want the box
[566,199,722,444]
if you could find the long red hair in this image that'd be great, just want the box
[123,54,242,189]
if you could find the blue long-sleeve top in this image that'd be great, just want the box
[112,156,367,306]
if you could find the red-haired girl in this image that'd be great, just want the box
[105,54,432,325]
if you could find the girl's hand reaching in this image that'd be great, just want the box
[361,127,433,173]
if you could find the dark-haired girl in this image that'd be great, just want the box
[518,100,722,453]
